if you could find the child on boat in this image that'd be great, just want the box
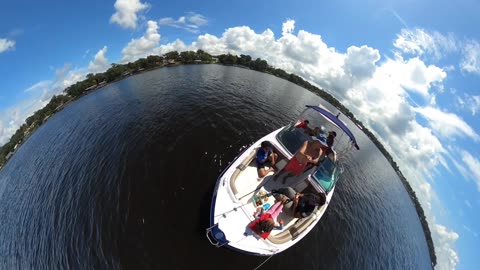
[248,199,286,239]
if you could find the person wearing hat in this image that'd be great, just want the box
[256,141,278,178]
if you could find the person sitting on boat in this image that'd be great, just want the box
[293,192,325,218]
[321,131,337,162]
[272,187,326,218]
[326,131,336,147]
[256,141,278,178]
[274,139,323,184]
[295,119,310,129]
[248,199,286,239]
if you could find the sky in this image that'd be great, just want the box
[1,0,479,269]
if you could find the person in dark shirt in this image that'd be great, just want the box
[256,141,278,178]
[272,187,326,218]
[322,131,337,162]
[293,193,322,218]
[326,131,336,148]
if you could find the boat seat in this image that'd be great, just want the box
[237,163,248,171]
[267,229,293,244]
[230,149,257,195]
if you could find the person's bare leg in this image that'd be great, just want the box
[258,167,275,180]
[270,153,278,166]
[258,168,268,178]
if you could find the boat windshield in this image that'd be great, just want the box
[312,158,339,193]
[276,105,359,156]
[276,106,342,155]
[276,125,312,156]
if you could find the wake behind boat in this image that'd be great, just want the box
[206,105,359,256]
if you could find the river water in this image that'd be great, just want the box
[0,65,432,269]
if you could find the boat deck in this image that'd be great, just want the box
[234,156,316,235]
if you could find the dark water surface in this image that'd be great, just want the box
[0,65,431,269]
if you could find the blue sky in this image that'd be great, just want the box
[1,0,479,269]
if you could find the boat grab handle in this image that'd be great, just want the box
[206,225,228,248]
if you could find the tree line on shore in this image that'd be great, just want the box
[0,50,436,266]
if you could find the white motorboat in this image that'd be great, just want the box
[206,105,359,256]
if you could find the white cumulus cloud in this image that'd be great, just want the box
[282,19,295,35]
[433,224,459,270]
[121,20,161,63]
[343,45,380,80]
[0,38,15,53]
[110,0,149,29]
[88,46,109,73]
[375,56,446,97]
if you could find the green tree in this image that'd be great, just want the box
[134,58,148,69]
[218,54,237,65]
[180,51,196,64]
[164,51,179,61]
[146,55,163,67]
[196,49,213,62]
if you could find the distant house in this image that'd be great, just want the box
[98,81,107,86]
[55,103,65,112]
[6,152,13,160]
[212,57,219,63]
[85,84,97,91]
[194,59,202,64]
